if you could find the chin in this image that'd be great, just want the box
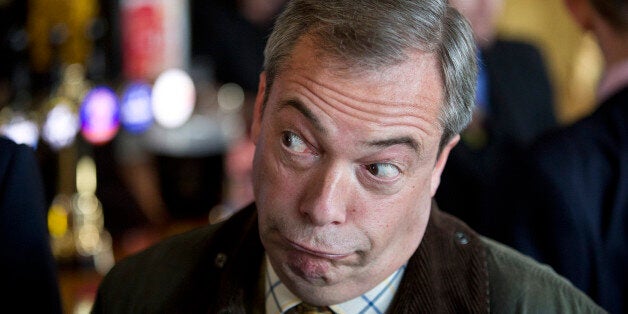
[276,257,368,306]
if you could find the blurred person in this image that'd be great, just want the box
[209,134,256,224]
[0,136,62,314]
[436,0,558,241]
[92,1,603,312]
[512,0,628,312]
[192,0,288,92]
[193,0,288,223]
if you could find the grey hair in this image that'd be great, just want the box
[263,0,477,150]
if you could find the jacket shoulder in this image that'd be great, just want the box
[483,237,606,313]
[93,224,221,313]
[92,204,260,313]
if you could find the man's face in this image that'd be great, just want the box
[251,37,458,305]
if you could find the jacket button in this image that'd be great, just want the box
[455,231,469,245]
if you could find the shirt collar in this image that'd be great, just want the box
[264,255,406,314]
[597,59,628,102]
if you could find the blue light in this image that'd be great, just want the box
[120,82,153,134]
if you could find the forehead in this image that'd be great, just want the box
[283,36,443,98]
[269,36,445,142]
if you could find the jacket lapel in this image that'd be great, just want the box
[389,203,490,313]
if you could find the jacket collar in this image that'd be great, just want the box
[206,202,489,313]
[389,201,490,313]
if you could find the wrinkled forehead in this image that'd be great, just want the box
[274,36,445,132]
[266,34,446,136]
[284,34,443,95]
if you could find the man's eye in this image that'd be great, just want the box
[365,163,400,179]
[281,131,308,153]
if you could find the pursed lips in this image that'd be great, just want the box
[286,238,352,260]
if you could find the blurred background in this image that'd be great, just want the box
[0,0,602,313]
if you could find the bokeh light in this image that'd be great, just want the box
[120,82,153,134]
[79,86,120,145]
[151,68,196,129]
[0,111,40,148]
[217,82,244,112]
[42,98,80,150]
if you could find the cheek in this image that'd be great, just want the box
[355,191,425,242]
[360,177,431,250]
[252,137,304,215]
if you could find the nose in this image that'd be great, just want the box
[299,162,349,226]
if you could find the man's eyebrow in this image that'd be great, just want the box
[365,137,421,156]
[276,98,326,133]
[276,98,421,155]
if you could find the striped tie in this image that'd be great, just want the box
[287,302,334,314]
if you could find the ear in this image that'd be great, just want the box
[564,0,594,30]
[430,134,460,197]
[251,72,267,145]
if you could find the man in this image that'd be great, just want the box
[92,0,603,312]
[437,0,557,242]
[513,0,628,312]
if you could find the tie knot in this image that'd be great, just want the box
[289,302,334,314]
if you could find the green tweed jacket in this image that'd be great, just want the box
[92,203,604,313]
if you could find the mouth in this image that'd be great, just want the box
[287,239,352,260]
